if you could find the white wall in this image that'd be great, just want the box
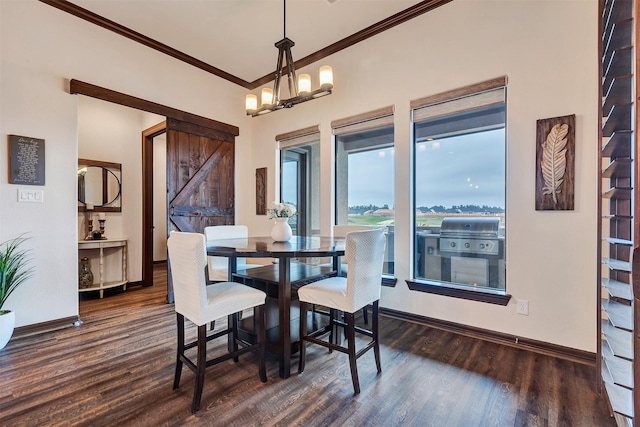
[1,0,599,354]
[242,0,598,351]
[0,0,250,327]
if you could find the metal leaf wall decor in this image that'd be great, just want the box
[535,115,575,210]
[540,123,568,204]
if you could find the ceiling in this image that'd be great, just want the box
[56,0,442,88]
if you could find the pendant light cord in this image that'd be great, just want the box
[283,0,287,39]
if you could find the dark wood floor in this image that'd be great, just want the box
[0,264,615,426]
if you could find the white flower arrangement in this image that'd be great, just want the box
[267,202,297,219]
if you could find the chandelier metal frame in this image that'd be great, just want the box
[246,0,333,117]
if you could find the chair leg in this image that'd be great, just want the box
[342,311,348,341]
[298,301,308,374]
[231,314,239,363]
[362,305,369,325]
[372,300,381,373]
[173,313,185,390]
[328,308,337,351]
[345,312,360,395]
[256,304,267,382]
[192,324,207,413]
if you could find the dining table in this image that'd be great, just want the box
[206,235,345,378]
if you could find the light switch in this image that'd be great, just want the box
[17,188,44,203]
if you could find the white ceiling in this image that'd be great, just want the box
[69,0,424,84]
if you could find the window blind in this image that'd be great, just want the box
[331,106,394,136]
[276,125,320,149]
[411,77,506,141]
[412,88,505,124]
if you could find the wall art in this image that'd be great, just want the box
[9,134,45,185]
[535,114,575,210]
[256,167,267,215]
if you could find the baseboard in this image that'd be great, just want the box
[13,316,79,338]
[380,307,595,366]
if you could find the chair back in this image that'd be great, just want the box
[334,225,372,266]
[333,224,372,239]
[204,225,249,273]
[345,228,386,310]
[167,231,209,325]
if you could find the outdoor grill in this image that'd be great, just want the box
[436,216,504,288]
[439,217,501,256]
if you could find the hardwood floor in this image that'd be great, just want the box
[0,264,614,426]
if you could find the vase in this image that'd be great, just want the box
[271,217,292,242]
[79,257,94,288]
[0,310,15,350]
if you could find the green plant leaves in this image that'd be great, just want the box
[0,233,34,310]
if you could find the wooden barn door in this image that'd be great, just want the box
[162,118,236,302]
[166,118,235,233]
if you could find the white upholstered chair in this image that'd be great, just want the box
[320,225,373,323]
[204,225,260,282]
[332,225,372,275]
[167,231,267,413]
[298,228,386,394]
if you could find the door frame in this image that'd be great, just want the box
[142,121,167,293]
[70,79,239,293]
[281,148,309,236]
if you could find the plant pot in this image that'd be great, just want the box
[271,217,292,242]
[0,310,16,350]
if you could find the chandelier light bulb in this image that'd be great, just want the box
[245,94,257,111]
[319,65,333,87]
[261,88,274,106]
[298,74,311,94]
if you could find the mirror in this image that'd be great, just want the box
[78,159,122,212]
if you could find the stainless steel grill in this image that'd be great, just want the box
[439,217,500,256]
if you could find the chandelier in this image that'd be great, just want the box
[245,0,333,117]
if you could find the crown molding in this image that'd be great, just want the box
[40,0,452,90]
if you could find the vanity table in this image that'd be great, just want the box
[78,238,128,298]
[77,158,126,298]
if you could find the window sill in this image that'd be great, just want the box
[406,279,511,306]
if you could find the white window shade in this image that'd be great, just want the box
[276,125,320,149]
[413,87,506,142]
[331,106,394,136]
[412,88,505,124]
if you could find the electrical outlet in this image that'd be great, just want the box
[516,299,529,315]
[17,188,44,203]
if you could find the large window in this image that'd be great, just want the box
[334,108,394,275]
[411,79,507,300]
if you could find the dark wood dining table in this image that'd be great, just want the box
[206,235,345,378]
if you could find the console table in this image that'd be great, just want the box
[78,238,128,298]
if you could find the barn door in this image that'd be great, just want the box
[142,117,237,303]
[163,118,236,302]
[166,118,235,233]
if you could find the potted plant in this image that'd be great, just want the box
[0,234,33,350]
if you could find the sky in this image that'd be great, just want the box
[348,129,506,209]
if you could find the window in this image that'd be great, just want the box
[410,78,508,303]
[278,127,320,237]
[333,107,395,276]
